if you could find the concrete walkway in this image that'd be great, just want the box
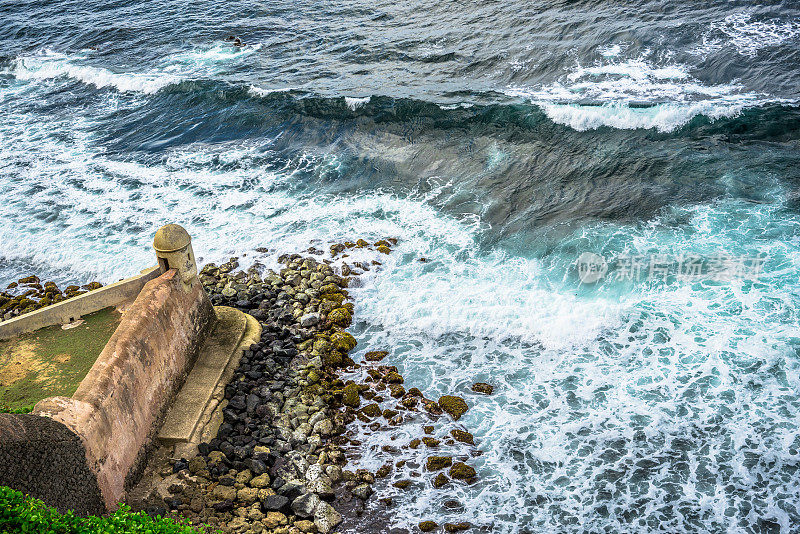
[158,306,261,456]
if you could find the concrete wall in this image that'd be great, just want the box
[30,269,216,511]
[0,413,104,515]
[0,266,161,341]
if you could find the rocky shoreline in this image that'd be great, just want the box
[124,240,487,534]
[0,275,104,322]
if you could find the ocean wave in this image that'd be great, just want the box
[8,43,263,95]
[344,96,370,111]
[9,50,180,94]
[6,48,799,140]
[505,51,788,132]
[537,101,745,133]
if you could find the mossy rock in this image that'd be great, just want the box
[356,239,369,247]
[313,337,332,354]
[451,429,474,445]
[322,293,346,306]
[449,462,476,480]
[389,384,405,398]
[471,382,494,395]
[423,399,443,415]
[426,456,453,471]
[409,438,421,449]
[322,351,343,368]
[374,240,390,247]
[377,245,391,254]
[331,332,357,352]
[422,437,440,448]
[84,282,103,291]
[360,403,382,418]
[407,387,423,397]
[342,383,360,408]
[419,520,438,532]
[376,465,391,478]
[384,371,404,384]
[382,408,399,419]
[319,283,343,295]
[364,350,389,362]
[18,275,39,285]
[401,397,418,409]
[444,523,471,532]
[328,307,352,327]
[393,480,412,489]
[433,473,449,489]
[438,395,468,420]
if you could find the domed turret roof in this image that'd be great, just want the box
[153,224,191,253]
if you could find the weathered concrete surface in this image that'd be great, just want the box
[160,307,262,459]
[158,306,247,446]
[0,413,104,515]
[0,266,161,341]
[33,269,215,511]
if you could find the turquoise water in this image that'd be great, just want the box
[1,1,800,531]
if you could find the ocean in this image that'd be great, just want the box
[1,0,800,532]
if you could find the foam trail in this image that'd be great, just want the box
[10,51,179,94]
[8,43,264,94]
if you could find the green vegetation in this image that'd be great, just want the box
[0,404,33,414]
[0,486,206,533]
[0,307,121,410]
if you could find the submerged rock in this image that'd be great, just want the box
[426,456,453,471]
[449,462,476,481]
[419,520,438,532]
[451,429,474,445]
[438,395,468,420]
[364,350,389,361]
[342,383,361,407]
[471,382,494,395]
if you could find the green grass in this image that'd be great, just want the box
[0,486,209,533]
[0,307,121,410]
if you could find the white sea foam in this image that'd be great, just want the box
[8,43,263,94]
[247,85,291,97]
[342,193,800,533]
[695,11,800,57]
[345,96,370,110]
[538,101,744,132]
[506,51,778,132]
[10,50,179,94]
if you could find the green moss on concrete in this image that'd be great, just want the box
[0,307,121,410]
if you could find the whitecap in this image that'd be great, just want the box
[345,96,370,110]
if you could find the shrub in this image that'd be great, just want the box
[0,486,208,533]
[0,404,33,414]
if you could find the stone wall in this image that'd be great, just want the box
[0,266,161,341]
[28,269,216,512]
[0,413,104,515]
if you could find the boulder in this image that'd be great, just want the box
[426,456,453,471]
[292,492,321,518]
[438,395,468,420]
[314,501,342,534]
[471,382,494,395]
[449,462,476,480]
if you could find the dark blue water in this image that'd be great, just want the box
[2,1,800,532]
